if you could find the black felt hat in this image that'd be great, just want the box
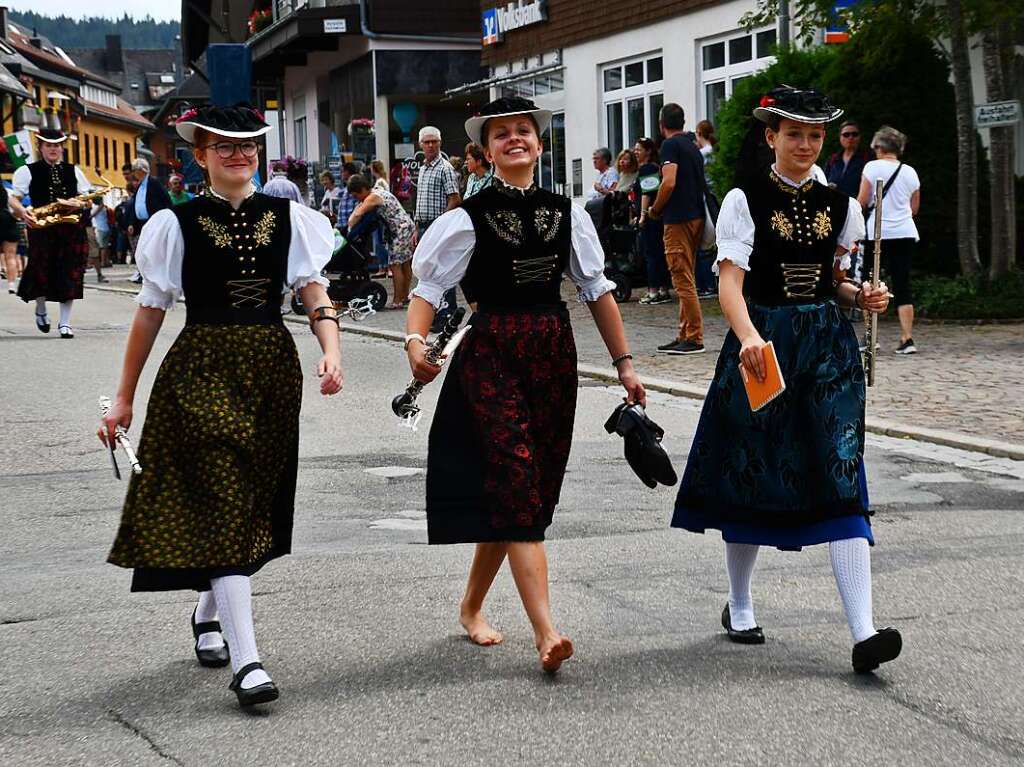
[175,102,272,144]
[36,127,67,144]
[464,96,551,145]
[604,403,678,489]
[753,85,843,125]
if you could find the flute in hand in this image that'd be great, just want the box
[99,395,142,479]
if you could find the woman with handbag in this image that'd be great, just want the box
[672,87,902,674]
[858,126,921,354]
[406,96,645,673]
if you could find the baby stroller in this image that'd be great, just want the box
[291,226,389,315]
[598,191,645,303]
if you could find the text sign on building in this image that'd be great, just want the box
[975,100,1021,128]
[482,1,547,46]
[323,19,347,34]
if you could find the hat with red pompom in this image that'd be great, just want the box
[175,102,272,144]
[753,85,843,125]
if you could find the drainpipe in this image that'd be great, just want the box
[778,0,790,47]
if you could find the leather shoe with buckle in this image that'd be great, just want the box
[229,662,279,707]
[852,627,902,673]
[722,604,765,644]
[191,606,230,668]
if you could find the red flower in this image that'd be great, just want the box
[759,96,776,108]
[514,443,531,459]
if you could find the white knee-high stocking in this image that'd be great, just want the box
[726,543,760,630]
[211,575,271,689]
[58,300,72,328]
[829,537,877,643]
[194,590,224,651]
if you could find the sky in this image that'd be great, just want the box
[4,1,180,22]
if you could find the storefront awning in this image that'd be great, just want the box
[445,62,564,99]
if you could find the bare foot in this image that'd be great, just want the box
[538,634,574,673]
[460,609,504,646]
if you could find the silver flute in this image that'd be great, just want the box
[863,178,883,388]
[99,395,142,478]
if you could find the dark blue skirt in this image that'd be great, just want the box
[672,300,873,550]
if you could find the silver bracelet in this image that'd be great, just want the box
[403,333,427,351]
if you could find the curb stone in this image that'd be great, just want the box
[85,282,1024,462]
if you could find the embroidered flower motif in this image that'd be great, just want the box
[198,216,232,248]
[252,210,276,247]
[812,210,832,239]
[533,206,563,242]
[484,210,524,245]
[770,210,794,240]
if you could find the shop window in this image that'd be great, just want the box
[294,117,307,159]
[537,111,565,194]
[757,29,778,58]
[571,157,583,198]
[700,28,777,124]
[647,57,663,83]
[601,52,664,158]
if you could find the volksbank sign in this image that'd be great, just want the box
[482,1,547,46]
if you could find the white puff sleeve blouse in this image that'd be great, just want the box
[134,201,333,311]
[410,203,615,309]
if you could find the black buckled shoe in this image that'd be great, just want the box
[191,607,230,668]
[229,662,279,707]
[35,313,50,333]
[852,627,902,673]
[721,604,766,645]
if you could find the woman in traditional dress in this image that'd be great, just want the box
[99,104,343,707]
[672,87,901,674]
[12,127,92,337]
[406,96,646,673]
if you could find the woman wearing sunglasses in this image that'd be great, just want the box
[99,103,343,708]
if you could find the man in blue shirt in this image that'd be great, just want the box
[824,120,874,198]
[649,103,708,355]
[126,158,172,283]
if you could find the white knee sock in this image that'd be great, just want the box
[726,543,760,630]
[59,300,72,328]
[194,590,224,651]
[211,575,271,689]
[35,297,46,317]
[830,537,877,643]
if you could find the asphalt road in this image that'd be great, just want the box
[2,290,1023,766]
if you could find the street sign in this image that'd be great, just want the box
[975,100,1021,129]
[323,19,347,34]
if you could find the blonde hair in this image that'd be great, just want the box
[369,160,386,180]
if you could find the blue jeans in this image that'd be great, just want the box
[695,250,717,294]
[418,221,458,321]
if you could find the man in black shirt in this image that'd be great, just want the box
[649,103,707,354]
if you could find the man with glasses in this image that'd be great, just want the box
[126,157,172,282]
[825,120,874,198]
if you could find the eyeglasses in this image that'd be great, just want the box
[841,132,860,138]
[203,141,260,159]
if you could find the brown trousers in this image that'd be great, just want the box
[663,218,705,344]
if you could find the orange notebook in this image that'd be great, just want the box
[739,341,786,412]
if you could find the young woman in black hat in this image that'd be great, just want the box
[11,128,94,337]
[406,96,646,672]
[672,87,902,674]
[99,104,343,707]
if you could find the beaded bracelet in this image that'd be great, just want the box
[611,353,634,367]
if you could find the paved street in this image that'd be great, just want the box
[2,287,1024,766]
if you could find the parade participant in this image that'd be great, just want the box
[12,127,92,337]
[671,87,901,674]
[1,176,26,293]
[99,103,343,708]
[407,96,646,673]
[346,174,416,308]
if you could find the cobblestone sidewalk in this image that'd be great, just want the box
[87,268,1024,448]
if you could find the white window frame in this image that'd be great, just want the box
[600,52,664,160]
[699,27,777,125]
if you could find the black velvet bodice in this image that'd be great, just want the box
[742,170,849,306]
[173,192,291,325]
[28,161,78,206]
[460,181,572,309]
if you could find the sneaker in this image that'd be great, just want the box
[895,338,917,354]
[698,290,718,300]
[650,292,673,305]
[638,293,659,305]
[658,340,706,355]
[657,339,682,352]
